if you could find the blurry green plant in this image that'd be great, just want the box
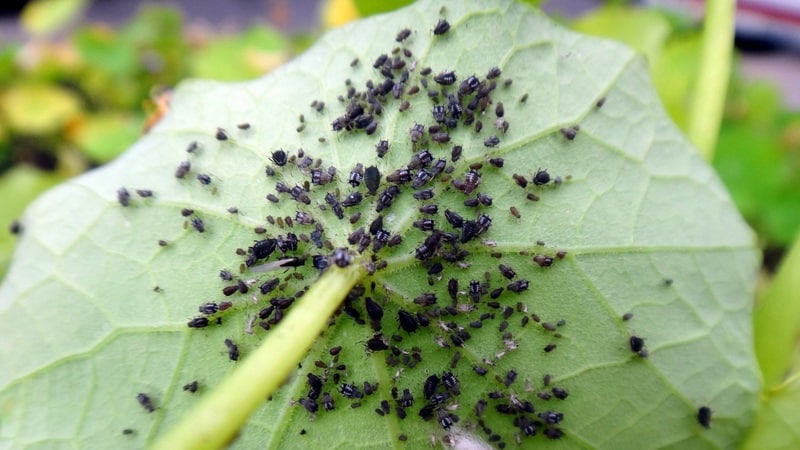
[0,4,294,276]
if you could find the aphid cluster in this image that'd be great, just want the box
[113,11,697,448]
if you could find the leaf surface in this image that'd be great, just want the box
[0,1,759,449]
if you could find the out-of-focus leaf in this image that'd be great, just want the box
[352,0,413,17]
[74,25,138,78]
[0,1,759,448]
[754,233,800,387]
[66,112,143,163]
[714,81,800,246]
[0,83,82,135]
[651,35,703,131]
[741,376,800,450]
[190,27,290,81]
[322,0,361,27]
[572,5,672,64]
[572,5,702,133]
[0,165,63,278]
[20,0,87,36]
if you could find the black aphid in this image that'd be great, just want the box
[622,312,634,321]
[450,145,463,163]
[476,213,492,235]
[136,393,155,413]
[413,189,434,201]
[459,75,480,95]
[135,189,153,198]
[423,374,439,399]
[442,371,460,395]
[495,101,505,118]
[487,66,501,79]
[197,173,212,185]
[415,230,442,260]
[552,387,568,400]
[312,255,329,271]
[413,219,435,231]
[340,383,363,399]
[349,163,364,187]
[434,70,456,86]
[697,406,712,429]
[252,238,277,260]
[398,309,420,333]
[215,127,229,141]
[473,365,488,376]
[498,264,516,280]
[376,140,390,158]
[419,403,436,420]
[533,255,554,267]
[467,280,480,303]
[507,279,529,293]
[364,166,381,195]
[432,104,446,123]
[307,373,323,398]
[504,370,518,387]
[270,149,288,166]
[185,317,209,331]
[447,94,463,120]
[224,338,239,361]
[560,125,580,140]
[433,19,450,35]
[484,136,500,147]
[387,168,411,184]
[365,297,383,321]
[322,392,335,411]
[431,132,450,144]
[175,160,191,179]
[191,218,205,233]
[399,388,414,407]
[331,247,351,267]
[415,203,438,215]
[544,343,557,353]
[300,397,318,414]
[367,334,390,351]
[199,302,219,314]
[477,192,493,206]
[630,336,647,357]
[533,168,550,185]
[117,187,131,206]
[396,28,411,42]
[486,158,504,169]
[437,409,456,429]
[183,381,198,393]
[517,415,537,436]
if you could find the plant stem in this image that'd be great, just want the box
[152,264,366,450]
[754,233,800,387]
[687,0,734,160]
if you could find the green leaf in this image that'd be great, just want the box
[0,0,759,449]
[20,0,87,36]
[754,234,800,387]
[571,5,672,65]
[0,83,83,135]
[68,112,143,163]
[352,0,415,17]
[190,27,290,81]
[741,375,800,450]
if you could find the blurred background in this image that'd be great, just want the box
[1,0,799,280]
